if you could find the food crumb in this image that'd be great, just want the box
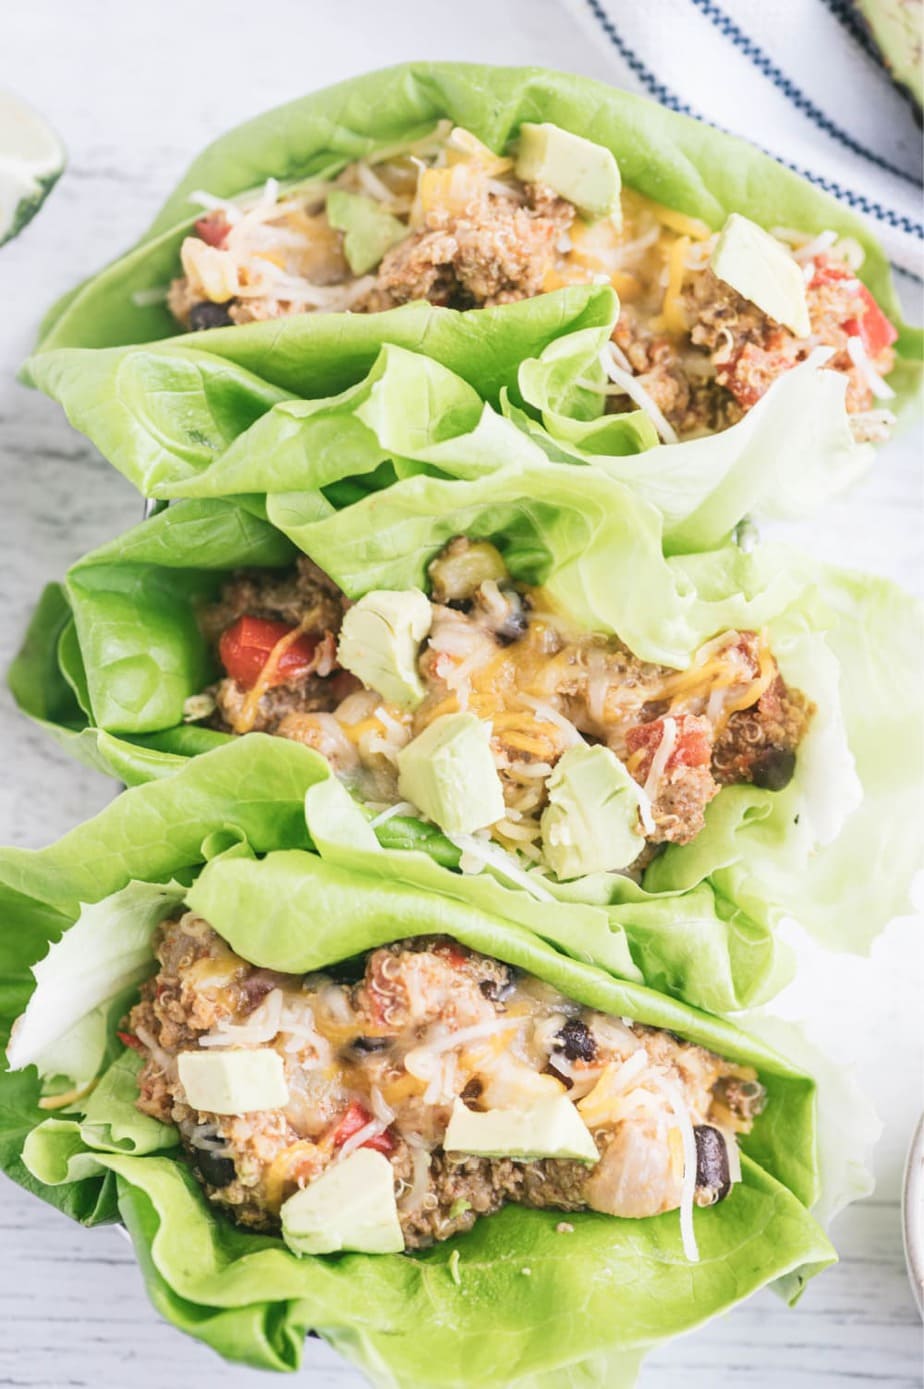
[448,1249,462,1287]
[556,1221,574,1234]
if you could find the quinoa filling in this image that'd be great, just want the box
[128,918,765,1251]
[186,538,813,874]
[165,123,897,443]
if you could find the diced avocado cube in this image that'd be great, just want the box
[540,743,644,881]
[515,122,621,223]
[177,1048,288,1114]
[397,712,505,835]
[710,213,811,337]
[337,589,432,709]
[444,1096,599,1164]
[326,189,407,275]
[281,1148,404,1256]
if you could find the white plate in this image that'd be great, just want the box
[902,1112,924,1317]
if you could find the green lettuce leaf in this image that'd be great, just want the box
[6,880,185,1077]
[0,741,833,1380]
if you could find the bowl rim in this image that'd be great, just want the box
[902,1111,924,1318]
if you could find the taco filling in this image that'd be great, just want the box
[127,919,764,1256]
[187,538,812,879]
[166,121,897,442]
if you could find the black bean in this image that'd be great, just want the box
[479,968,516,1004]
[195,1148,236,1188]
[350,1036,391,1053]
[751,747,797,792]
[493,590,529,646]
[554,1017,597,1063]
[187,300,234,332]
[693,1125,731,1203]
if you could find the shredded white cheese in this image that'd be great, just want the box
[198,990,283,1048]
[369,1085,396,1126]
[652,1073,700,1262]
[847,335,896,400]
[337,1118,389,1162]
[643,716,677,802]
[131,285,170,307]
[368,800,418,829]
[517,694,584,748]
[447,832,556,901]
[600,345,679,445]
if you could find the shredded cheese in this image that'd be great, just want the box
[37,1078,98,1112]
[337,1118,390,1162]
[648,201,712,240]
[847,335,896,400]
[447,833,556,901]
[643,716,677,801]
[368,800,418,829]
[651,1074,700,1262]
[650,235,691,335]
[199,990,284,1048]
[600,345,679,445]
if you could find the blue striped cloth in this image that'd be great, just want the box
[568,0,923,276]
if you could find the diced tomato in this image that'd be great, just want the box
[855,286,898,357]
[811,256,897,358]
[218,615,319,690]
[719,341,795,410]
[626,713,713,777]
[810,256,851,288]
[436,942,469,969]
[117,1031,146,1054]
[330,1100,395,1154]
[194,212,230,248]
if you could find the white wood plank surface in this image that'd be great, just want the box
[0,2,921,1385]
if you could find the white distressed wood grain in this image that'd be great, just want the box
[0,1,921,1385]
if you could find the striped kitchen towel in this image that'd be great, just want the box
[567,0,923,275]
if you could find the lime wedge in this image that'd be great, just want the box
[0,92,65,247]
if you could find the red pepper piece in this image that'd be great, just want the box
[218,615,319,690]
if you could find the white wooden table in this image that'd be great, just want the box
[0,3,921,1386]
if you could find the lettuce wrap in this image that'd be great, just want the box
[9,468,921,990]
[25,63,921,533]
[0,738,836,1384]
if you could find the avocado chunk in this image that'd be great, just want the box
[856,0,923,109]
[337,588,432,710]
[540,743,645,880]
[397,712,505,835]
[710,213,811,338]
[280,1147,404,1256]
[178,1048,288,1114]
[326,189,407,275]
[515,122,621,223]
[444,1096,599,1163]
